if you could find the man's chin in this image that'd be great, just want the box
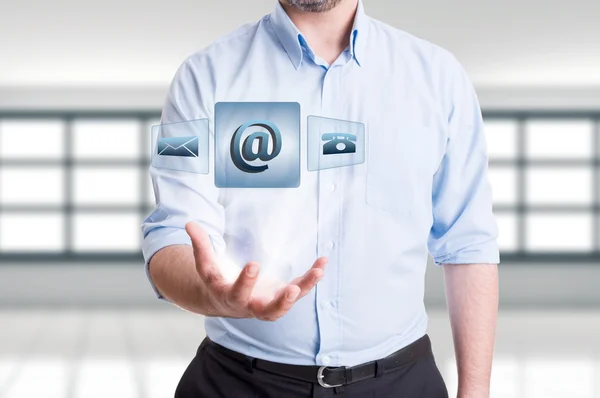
[285,0,342,13]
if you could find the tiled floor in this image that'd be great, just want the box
[0,308,599,398]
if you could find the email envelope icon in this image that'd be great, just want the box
[157,136,199,157]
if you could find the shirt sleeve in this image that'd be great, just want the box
[141,56,226,299]
[427,56,500,266]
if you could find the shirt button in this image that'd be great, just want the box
[322,300,333,309]
[326,241,334,250]
[330,184,336,192]
[322,356,331,365]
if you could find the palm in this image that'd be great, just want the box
[186,222,327,321]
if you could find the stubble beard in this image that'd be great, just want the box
[285,0,343,13]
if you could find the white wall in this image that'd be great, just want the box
[1,261,600,308]
[1,0,599,87]
[3,86,600,111]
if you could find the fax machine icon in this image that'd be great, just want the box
[322,132,356,155]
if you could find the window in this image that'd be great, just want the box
[485,112,600,262]
[0,111,598,262]
[0,112,160,261]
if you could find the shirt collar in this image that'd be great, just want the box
[349,0,367,66]
[270,0,368,69]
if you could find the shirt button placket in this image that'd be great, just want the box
[315,64,343,366]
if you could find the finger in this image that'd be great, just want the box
[294,268,325,297]
[289,257,328,285]
[251,285,301,321]
[290,257,328,295]
[185,222,217,265]
[185,222,223,287]
[228,261,260,306]
[312,256,329,271]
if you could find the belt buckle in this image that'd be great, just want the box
[317,366,344,388]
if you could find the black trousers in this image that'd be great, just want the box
[175,337,449,398]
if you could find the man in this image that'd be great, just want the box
[142,0,499,397]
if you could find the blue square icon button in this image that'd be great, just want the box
[307,116,365,171]
[151,118,210,174]
[215,102,301,188]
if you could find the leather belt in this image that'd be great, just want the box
[206,334,432,388]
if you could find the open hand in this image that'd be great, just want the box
[185,222,327,322]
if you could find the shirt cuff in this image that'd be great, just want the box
[432,239,500,266]
[143,227,192,300]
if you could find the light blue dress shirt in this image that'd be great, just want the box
[142,0,499,367]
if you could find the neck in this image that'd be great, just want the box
[280,0,359,64]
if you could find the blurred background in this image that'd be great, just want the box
[1,0,600,397]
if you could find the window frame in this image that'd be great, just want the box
[0,111,157,263]
[485,110,600,263]
[0,110,598,264]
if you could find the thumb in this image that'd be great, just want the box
[185,221,216,266]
